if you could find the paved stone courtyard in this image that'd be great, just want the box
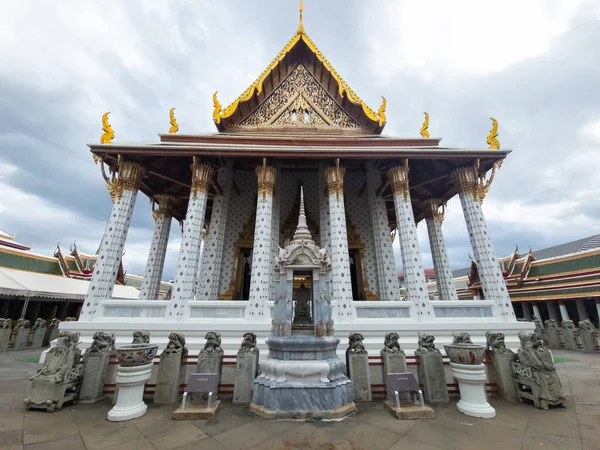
[0,349,598,450]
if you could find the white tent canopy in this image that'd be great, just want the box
[0,267,140,300]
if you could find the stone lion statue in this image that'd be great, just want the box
[0,318,11,329]
[417,332,437,353]
[32,318,46,330]
[16,319,29,329]
[561,320,576,329]
[545,319,558,328]
[85,332,115,354]
[348,332,367,354]
[579,319,596,331]
[203,332,222,353]
[132,331,150,344]
[486,331,507,352]
[165,332,187,356]
[382,332,401,353]
[239,332,257,353]
[49,318,60,328]
[452,332,473,345]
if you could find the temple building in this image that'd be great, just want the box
[445,235,600,326]
[61,4,532,353]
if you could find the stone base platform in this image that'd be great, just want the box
[384,400,435,420]
[172,400,221,420]
[249,401,356,420]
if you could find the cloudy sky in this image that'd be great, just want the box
[1,0,600,281]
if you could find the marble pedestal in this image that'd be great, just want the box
[545,327,563,350]
[155,351,185,405]
[79,352,111,404]
[347,353,372,402]
[487,350,517,402]
[197,349,223,397]
[250,336,355,420]
[233,351,259,404]
[381,350,408,401]
[107,363,152,422]
[14,328,30,350]
[562,327,580,351]
[0,327,12,352]
[579,328,600,353]
[32,327,46,349]
[415,350,449,403]
[450,362,496,419]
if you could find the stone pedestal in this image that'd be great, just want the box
[233,351,259,404]
[45,323,61,347]
[487,349,517,402]
[450,362,496,419]
[155,351,185,404]
[561,323,580,351]
[172,400,221,420]
[415,350,448,403]
[107,363,153,422]
[0,323,12,351]
[32,327,46,349]
[381,350,408,401]
[347,353,372,402]
[79,352,111,404]
[14,327,30,350]
[384,401,436,420]
[545,326,563,349]
[197,349,223,390]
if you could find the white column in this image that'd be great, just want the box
[522,302,533,321]
[388,162,434,319]
[532,303,542,320]
[247,159,276,321]
[452,163,515,321]
[547,302,559,321]
[139,195,174,300]
[325,160,354,319]
[167,159,214,319]
[197,162,233,300]
[82,159,144,320]
[576,300,589,321]
[558,302,570,322]
[366,163,399,301]
[422,199,459,301]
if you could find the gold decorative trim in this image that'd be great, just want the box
[420,112,430,138]
[325,158,345,201]
[421,198,445,224]
[387,160,410,202]
[97,155,145,202]
[190,157,214,199]
[451,159,497,204]
[256,158,276,201]
[151,194,176,221]
[212,28,386,127]
[169,108,179,134]
[487,118,500,149]
[100,112,114,144]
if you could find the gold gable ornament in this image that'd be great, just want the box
[420,112,430,138]
[168,108,179,134]
[100,112,114,144]
[487,118,500,149]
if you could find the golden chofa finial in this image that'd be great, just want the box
[298,0,304,34]
[376,97,387,126]
[169,108,179,134]
[100,112,114,144]
[487,117,500,149]
[420,112,430,138]
[212,91,222,124]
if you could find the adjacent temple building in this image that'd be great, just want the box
[63,4,531,352]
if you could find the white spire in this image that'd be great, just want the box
[293,186,312,241]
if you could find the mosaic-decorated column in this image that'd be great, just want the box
[269,163,281,300]
[197,162,233,300]
[388,161,434,319]
[325,159,354,320]
[247,159,276,321]
[366,163,399,301]
[422,199,459,301]
[452,161,514,320]
[81,158,145,320]
[139,195,175,300]
[167,158,214,318]
[318,162,332,298]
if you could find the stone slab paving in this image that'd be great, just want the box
[1,348,598,449]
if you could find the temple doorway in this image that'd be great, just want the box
[292,271,313,334]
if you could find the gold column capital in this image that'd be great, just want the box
[387,159,410,201]
[190,157,214,199]
[325,158,345,202]
[256,158,276,201]
[451,159,497,204]
[151,194,176,221]
[422,198,446,224]
[97,155,145,203]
